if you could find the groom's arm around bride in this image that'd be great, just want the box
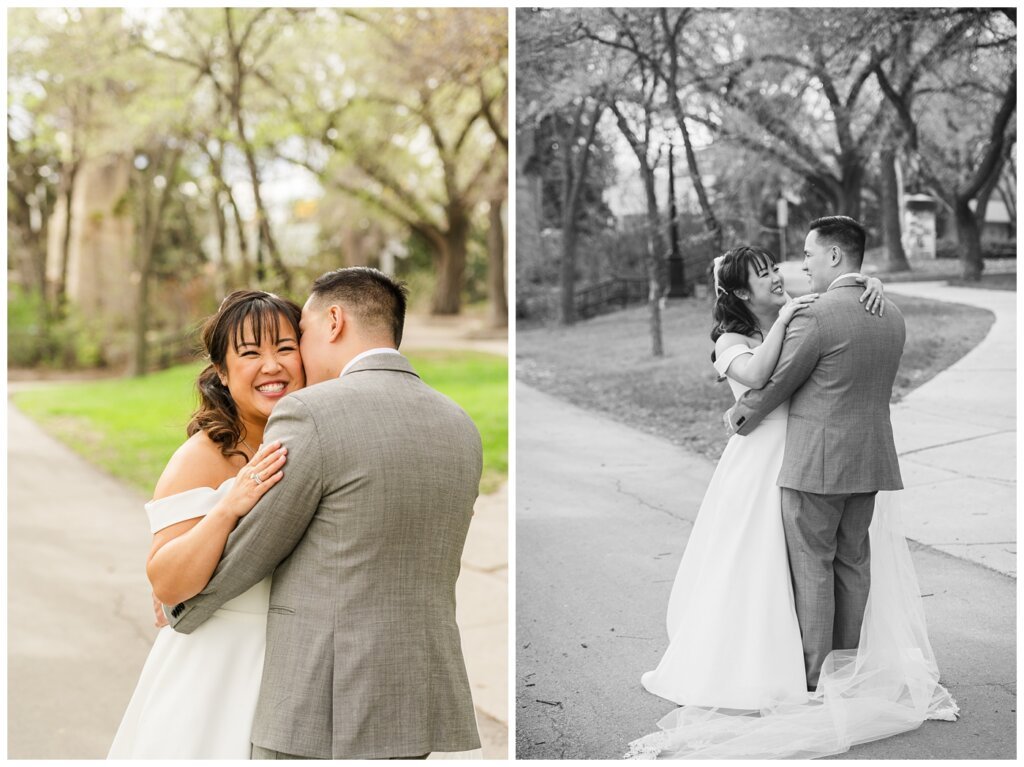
[167,268,484,759]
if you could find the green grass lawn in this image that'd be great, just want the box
[12,350,508,496]
[518,294,994,462]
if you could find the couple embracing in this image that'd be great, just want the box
[109,267,482,759]
[631,217,958,760]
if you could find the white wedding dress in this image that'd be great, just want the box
[109,478,270,759]
[627,344,958,759]
[108,478,484,760]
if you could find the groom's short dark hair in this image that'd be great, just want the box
[310,267,409,347]
[809,216,866,268]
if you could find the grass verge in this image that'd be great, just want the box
[12,350,508,496]
[517,294,994,462]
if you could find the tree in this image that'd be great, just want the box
[578,8,724,254]
[132,8,299,290]
[609,63,668,356]
[7,8,131,315]
[273,8,506,315]
[872,8,1016,279]
[517,8,620,325]
[130,140,184,376]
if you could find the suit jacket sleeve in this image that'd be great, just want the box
[168,394,324,633]
[731,311,821,435]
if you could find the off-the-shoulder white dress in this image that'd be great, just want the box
[108,479,271,759]
[628,345,958,759]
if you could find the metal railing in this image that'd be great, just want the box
[574,278,649,319]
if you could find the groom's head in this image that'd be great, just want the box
[803,216,866,293]
[299,267,408,384]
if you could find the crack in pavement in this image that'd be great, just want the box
[613,479,690,523]
[897,428,1015,458]
[900,454,1015,486]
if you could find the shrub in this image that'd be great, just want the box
[983,240,1017,259]
[7,286,106,369]
[934,240,960,259]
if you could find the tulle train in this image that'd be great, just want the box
[626,491,958,759]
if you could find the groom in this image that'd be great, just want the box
[167,267,483,759]
[726,216,906,690]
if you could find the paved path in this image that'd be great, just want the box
[7,314,508,759]
[403,312,508,357]
[516,281,1015,759]
[885,282,1016,576]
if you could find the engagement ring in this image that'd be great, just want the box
[250,472,263,485]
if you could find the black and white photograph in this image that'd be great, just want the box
[516,7,1015,759]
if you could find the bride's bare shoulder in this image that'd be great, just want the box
[152,431,236,501]
[715,333,758,355]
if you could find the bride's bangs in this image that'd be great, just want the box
[742,246,777,279]
[230,300,286,353]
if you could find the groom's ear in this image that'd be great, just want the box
[327,305,345,343]
[830,245,843,266]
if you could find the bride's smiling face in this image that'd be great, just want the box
[745,260,787,312]
[220,313,306,427]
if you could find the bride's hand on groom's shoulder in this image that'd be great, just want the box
[855,276,886,316]
[779,293,819,326]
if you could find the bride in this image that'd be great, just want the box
[628,245,957,759]
[108,290,304,758]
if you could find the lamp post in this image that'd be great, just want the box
[665,143,688,297]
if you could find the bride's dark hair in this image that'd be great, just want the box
[710,245,779,346]
[187,290,303,459]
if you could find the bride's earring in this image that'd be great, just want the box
[734,289,750,301]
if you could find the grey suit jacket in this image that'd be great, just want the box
[168,353,483,758]
[730,277,906,494]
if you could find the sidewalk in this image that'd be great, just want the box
[7,316,508,759]
[402,311,508,357]
[516,281,1015,759]
[885,282,1016,576]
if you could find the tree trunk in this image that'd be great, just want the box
[559,224,578,324]
[132,148,182,376]
[559,99,604,325]
[641,166,664,357]
[431,212,468,315]
[837,154,863,219]
[953,196,984,281]
[54,158,80,316]
[212,188,230,299]
[674,110,723,254]
[229,46,290,290]
[225,191,252,286]
[486,198,508,328]
[879,149,910,272]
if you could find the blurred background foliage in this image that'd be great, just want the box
[8,8,508,372]
[516,8,1015,349]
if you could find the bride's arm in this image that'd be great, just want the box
[717,293,818,389]
[146,440,287,606]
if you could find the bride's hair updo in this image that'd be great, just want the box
[187,290,303,459]
[710,245,779,346]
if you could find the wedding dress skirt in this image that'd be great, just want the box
[628,346,957,759]
[108,480,270,759]
[640,402,807,709]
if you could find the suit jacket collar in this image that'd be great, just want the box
[827,272,863,291]
[341,351,420,379]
